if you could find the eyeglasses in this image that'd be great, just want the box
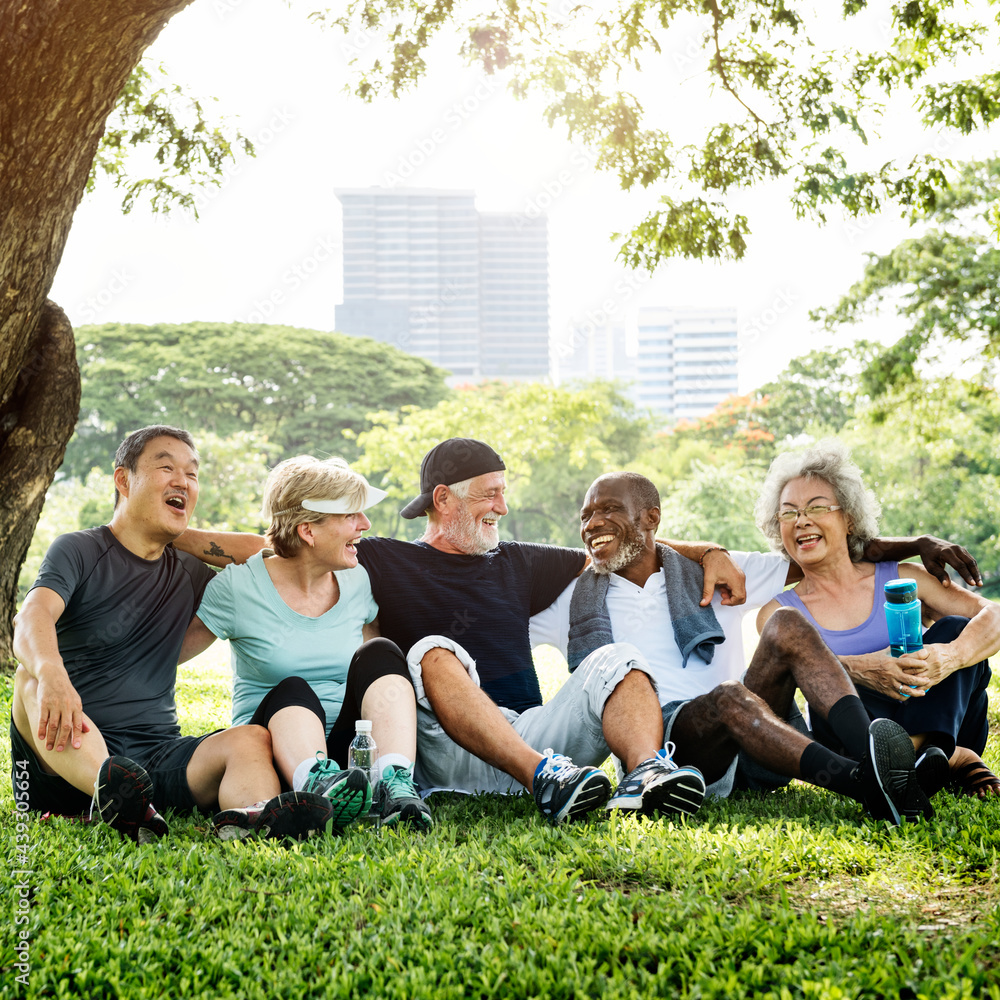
[775,505,842,522]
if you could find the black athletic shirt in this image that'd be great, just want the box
[30,526,216,741]
[356,537,586,713]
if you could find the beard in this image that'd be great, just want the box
[440,501,500,556]
[591,516,646,575]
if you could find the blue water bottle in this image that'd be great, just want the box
[884,578,924,658]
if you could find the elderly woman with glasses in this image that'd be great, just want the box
[755,440,1000,801]
[182,456,432,833]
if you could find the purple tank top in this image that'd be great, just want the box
[772,561,900,656]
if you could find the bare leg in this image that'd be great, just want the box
[185,725,279,810]
[12,666,108,795]
[670,680,813,784]
[420,647,543,789]
[266,707,328,786]
[743,607,857,722]
[601,669,664,772]
[361,673,418,761]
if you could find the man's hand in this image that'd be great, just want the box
[916,536,982,588]
[700,549,747,607]
[35,664,89,752]
[841,649,931,703]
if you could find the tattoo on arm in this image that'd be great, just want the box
[206,542,235,564]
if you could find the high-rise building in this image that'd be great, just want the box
[552,321,636,385]
[636,307,739,420]
[335,188,549,379]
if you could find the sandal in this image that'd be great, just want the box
[949,756,1000,799]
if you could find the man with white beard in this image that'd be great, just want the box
[177,438,738,823]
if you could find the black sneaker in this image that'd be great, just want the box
[91,756,154,843]
[532,749,611,824]
[253,790,335,841]
[374,763,433,830]
[914,746,950,799]
[606,748,706,817]
[856,719,930,824]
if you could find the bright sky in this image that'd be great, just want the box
[50,0,998,392]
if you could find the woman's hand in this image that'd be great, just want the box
[896,643,960,687]
[840,649,931,703]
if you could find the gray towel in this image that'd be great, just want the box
[567,542,725,670]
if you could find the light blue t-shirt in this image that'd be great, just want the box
[196,551,379,733]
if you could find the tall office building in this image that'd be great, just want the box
[335,188,549,379]
[636,307,739,420]
[552,321,636,385]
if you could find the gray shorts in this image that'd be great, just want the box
[661,698,808,798]
[406,636,653,794]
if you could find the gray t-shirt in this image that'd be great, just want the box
[30,526,215,743]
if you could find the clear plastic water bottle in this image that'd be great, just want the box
[348,720,378,791]
[884,578,924,657]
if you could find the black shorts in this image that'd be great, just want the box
[9,718,216,815]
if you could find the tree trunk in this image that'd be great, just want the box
[0,0,195,659]
[0,302,80,658]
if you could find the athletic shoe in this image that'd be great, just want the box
[214,790,336,841]
[212,800,267,841]
[532,749,612,824]
[606,748,706,817]
[374,764,433,830]
[138,804,170,844]
[301,756,372,831]
[91,756,154,843]
[855,718,930,824]
[914,746,950,799]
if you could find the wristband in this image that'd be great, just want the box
[699,546,729,568]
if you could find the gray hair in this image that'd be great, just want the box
[755,439,881,562]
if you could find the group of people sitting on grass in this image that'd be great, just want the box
[11,425,999,844]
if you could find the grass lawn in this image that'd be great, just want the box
[2,642,999,999]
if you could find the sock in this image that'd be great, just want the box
[292,756,321,791]
[374,753,412,783]
[826,695,872,760]
[799,742,859,799]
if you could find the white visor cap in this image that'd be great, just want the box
[300,485,387,515]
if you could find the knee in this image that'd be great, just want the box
[922,615,970,645]
[232,723,272,756]
[761,606,821,657]
[353,637,406,670]
[712,679,751,722]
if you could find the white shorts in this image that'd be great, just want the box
[406,636,653,795]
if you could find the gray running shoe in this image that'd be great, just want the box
[607,748,705,817]
[532,749,611,824]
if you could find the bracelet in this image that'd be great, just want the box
[699,546,729,568]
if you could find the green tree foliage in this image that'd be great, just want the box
[90,60,253,215]
[320,1,1000,264]
[658,460,768,552]
[66,323,450,478]
[352,380,650,546]
[845,377,1000,589]
[753,343,880,441]
[813,158,1000,391]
